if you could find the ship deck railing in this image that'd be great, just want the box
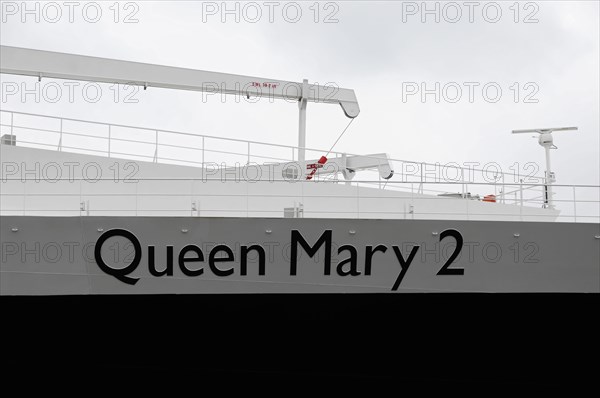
[1,109,599,222]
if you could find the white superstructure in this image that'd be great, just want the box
[0,46,597,223]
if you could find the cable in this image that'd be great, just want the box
[306,117,355,180]
[326,117,355,157]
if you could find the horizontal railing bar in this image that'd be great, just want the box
[4,208,597,218]
[1,177,596,188]
[2,192,598,204]
[1,123,61,135]
[10,139,58,148]
[3,110,319,154]
[108,150,155,159]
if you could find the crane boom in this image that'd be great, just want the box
[0,45,360,118]
[0,45,360,162]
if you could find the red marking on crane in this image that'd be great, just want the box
[306,156,328,180]
[483,194,497,203]
[251,82,279,89]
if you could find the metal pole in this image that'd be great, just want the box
[411,183,414,219]
[519,179,523,207]
[154,130,158,162]
[461,168,465,198]
[519,179,523,222]
[419,163,424,194]
[59,118,63,151]
[356,182,360,219]
[572,186,577,222]
[465,183,469,220]
[544,145,553,209]
[298,79,308,163]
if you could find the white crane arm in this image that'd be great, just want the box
[0,45,360,118]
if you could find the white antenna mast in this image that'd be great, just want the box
[512,127,578,209]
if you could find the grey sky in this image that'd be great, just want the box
[1,0,598,201]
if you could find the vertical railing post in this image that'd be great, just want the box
[202,136,205,169]
[572,186,577,223]
[153,130,158,162]
[58,118,63,151]
[465,183,469,220]
[419,162,424,194]
[247,142,251,165]
[191,180,196,217]
[410,182,414,219]
[135,182,138,216]
[461,167,465,198]
[356,181,360,219]
[22,174,26,216]
[301,178,305,217]
[519,179,523,207]
[519,180,523,222]
[79,179,83,217]
[493,173,498,198]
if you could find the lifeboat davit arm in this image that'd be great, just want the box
[0,45,360,163]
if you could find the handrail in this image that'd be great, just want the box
[0,109,547,182]
[2,109,598,223]
[1,176,595,187]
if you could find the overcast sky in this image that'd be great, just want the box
[1,1,598,213]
